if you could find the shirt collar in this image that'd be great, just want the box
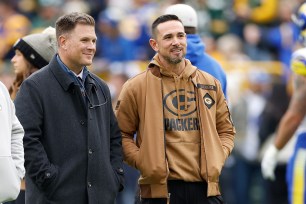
[76,69,84,79]
[56,54,89,83]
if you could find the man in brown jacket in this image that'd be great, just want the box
[115,14,235,204]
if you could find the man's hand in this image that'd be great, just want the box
[261,144,279,180]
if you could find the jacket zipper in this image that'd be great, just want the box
[161,79,170,198]
[196,87,210,186]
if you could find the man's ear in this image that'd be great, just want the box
[58,35,67,50]
[149,38,158,52]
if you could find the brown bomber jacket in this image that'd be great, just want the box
[115,57,235,198]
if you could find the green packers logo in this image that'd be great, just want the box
[163,89,196,116]
[203,93,215,109]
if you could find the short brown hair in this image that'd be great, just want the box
[55,12,95,39]
[151,14,182,38]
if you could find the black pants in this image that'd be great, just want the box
[140,180,224,204]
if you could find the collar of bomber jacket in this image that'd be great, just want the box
[149,54,197,119]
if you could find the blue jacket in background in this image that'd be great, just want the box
[186,34,227,98]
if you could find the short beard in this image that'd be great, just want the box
[162,54,185,65]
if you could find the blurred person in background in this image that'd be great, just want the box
[14,12,124,203]
[261,47,306,204]
[107,66,141,204]
[231,0,278,37]
[164,3,228,98]
[214,33,249,107]
[107,62,142,109]
[194,0,231,38]
[9,27,57,100]
[261,2,306,203]
[260,0,300,77]
[62,0,90,15]
[233,0,278,24]
[258,74,291,204]
[4,27,57,204]
[118,0,157,61]
[0,80,24,203]
[231,70,271,204]
[109,72,129,109]
[96,7,137,63]
[87,0,107,20]
[0,0,31,61]
[31,0,62,31]
[104,61,142,204]
[242,23,273,61]
[215,33,250,62]
[110,73,139,204]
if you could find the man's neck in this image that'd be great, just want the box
[58,54,83,75]
[158,56,185,75]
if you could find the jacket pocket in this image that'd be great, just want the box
[43,164,59,199]
[135,145,168,183]
[0,156,21,203]
[135,147,149,178]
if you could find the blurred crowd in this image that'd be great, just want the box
[0,0,304,203]
[0,0,303,81]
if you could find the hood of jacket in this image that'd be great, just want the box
[148,54,197,79]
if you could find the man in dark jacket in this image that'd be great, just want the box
[14,12,124,204]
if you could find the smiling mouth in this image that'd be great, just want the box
[84,53,94,57]
[171,49,182,55]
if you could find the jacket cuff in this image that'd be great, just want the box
[40,164,58,190]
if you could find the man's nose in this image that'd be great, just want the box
[87,42,96,50]
[171,37,180,45]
